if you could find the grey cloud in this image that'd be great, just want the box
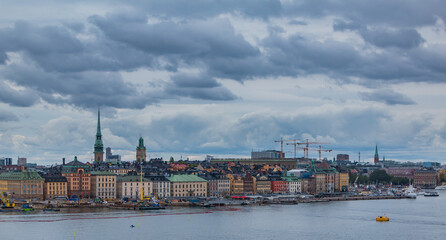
[89,14,259,59]
[288,20,307,25]
[0,81,40,107]
[167,73,238,101]
[334,20,425,49]
[358,89,416,105]
[1,62,159,109]
[125,0,282,19]
[0,111,19,122]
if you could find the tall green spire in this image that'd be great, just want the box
[94,108,103,153]
[137,136,146,150]
[375,144,378,156]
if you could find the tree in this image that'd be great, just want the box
[169,156,174,163]
[390,177,409,185]
[369,169,392,183]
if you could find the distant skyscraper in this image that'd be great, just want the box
[106,147,112,159]
[136,137,147,163]
[18,157,27,166]
[374,145,379,165]
[94,108,104,164]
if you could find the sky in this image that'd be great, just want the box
[1,0,446,165]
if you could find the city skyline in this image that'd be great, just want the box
[1,1,446,164]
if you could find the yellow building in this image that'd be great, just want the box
[169,175,207,197]
[43,176,68,200]
[338,172,349,192]
[0,170,44,200]
[255,176,271,194]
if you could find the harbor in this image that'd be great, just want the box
[0,191,444,240]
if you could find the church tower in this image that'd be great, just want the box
[94,108,104,164]
[374,144,379,165]
[136,137,146,163]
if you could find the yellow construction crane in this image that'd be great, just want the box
[297,139,330,164]
[274,137,300,159]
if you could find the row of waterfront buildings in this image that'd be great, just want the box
[0,155,351,201]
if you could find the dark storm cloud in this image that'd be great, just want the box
[1,62,158,109]
[126,0,282,19]
[334,20,425,49]
[358,89,416,105]
[0,81,40,107]
[283,0,446,28]
[0,1,445,110]
[167,73,238,101]
[0,111,18,122]
[89,13,259,60]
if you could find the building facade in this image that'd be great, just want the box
[169,175,207,197]
[414,170,437,188]
[117,175,152,200]
[62,157,91,198]
[91,171,117,200]
[43,175,68,200]
[0,170,44,200]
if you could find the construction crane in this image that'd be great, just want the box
[307,145,332,161]
[285,139,303,158]
[297,139,330,164]
[274,137,299,159]
[0,192,15,208]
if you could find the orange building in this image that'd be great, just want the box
[62,156,91,198]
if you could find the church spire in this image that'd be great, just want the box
[374,144,379,165]
[94,107,104,163]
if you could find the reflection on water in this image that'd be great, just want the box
[1,193,445,240]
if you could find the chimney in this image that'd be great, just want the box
[63,158,66,165]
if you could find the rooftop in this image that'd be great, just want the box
[168,174,207,182]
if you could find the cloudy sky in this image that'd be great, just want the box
[1,0,446,165]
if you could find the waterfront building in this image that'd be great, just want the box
[335,172,349,192]
[255,176,272,194]
[301,177,316,194]
[91,171,117,200]
[227,174,244,195]
[169,174,207,197]
[62,156,91,198]
[270,179,287,193]
[0,170,44,200]
[43,175,68,200]
[94,109,104,164]
[315,173,327,193]
[117,175,152,200]
[284,176,302,193]
[385,167,416,180]
[243,173,256,195]
[414,170,437,188]
[136,137,147,163]
[146,175,170,198]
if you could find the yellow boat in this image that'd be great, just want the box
[376,216,389,221]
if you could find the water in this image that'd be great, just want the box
[1,193,445,240]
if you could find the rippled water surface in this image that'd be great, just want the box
[1,192,445,240]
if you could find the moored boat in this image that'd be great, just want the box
[376,215,389,222]
[424,191,439,197]
[435,185,446,190]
